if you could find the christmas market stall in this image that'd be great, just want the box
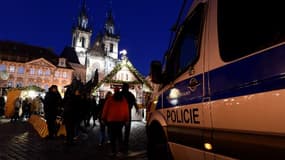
[4,86,45,118]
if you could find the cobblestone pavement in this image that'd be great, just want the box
[0,118,148,160]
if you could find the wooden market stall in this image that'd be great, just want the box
[4,86,45,118]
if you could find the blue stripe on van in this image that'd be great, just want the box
[210,44,285,101]
[156,74,204,109]
[156,44,285,109]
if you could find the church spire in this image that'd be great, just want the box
[104,0,115,35]
[78,0,89,30]
[72,0,92,67]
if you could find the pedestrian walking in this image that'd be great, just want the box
[121,83,139,153]
[89,96,98,127]
[44,85,62,139]
[82,93,91,128]
[10,97,21,122]
[22,98,31,120]
[62,86,77,144]
[75,91,87,137]
[102,88,129,156]
[98,91,112,146]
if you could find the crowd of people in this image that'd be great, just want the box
[9,95,44,122]
[42,82,139,157]
[1,81,139,157]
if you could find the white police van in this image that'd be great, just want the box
[147,0,285,159]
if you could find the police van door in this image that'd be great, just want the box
[165,3,214,160]
[206,0,285,159]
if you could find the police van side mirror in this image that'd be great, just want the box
[150,60,162,84]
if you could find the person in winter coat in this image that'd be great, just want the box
[98,91,112,146]
[102,88,129,156]
[88,96,98,127]
[121,83,139,152]
[10,97,21,122]
[44,85,62,139]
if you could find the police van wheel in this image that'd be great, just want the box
[147,123,172,160]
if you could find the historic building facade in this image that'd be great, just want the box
[0,41,74,96]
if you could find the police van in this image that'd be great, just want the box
[147,0,285,159]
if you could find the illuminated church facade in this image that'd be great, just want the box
[69,1,152,121]
[71,0,120,82]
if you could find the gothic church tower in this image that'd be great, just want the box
[86,8,120,82]
[104,10,120,60]
[72,0,92,66]
[71,0,120,82]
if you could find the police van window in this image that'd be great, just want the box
[163,4,204,82]
[176,4,204,74]
[179,14,202,71]
[218,1,285,62]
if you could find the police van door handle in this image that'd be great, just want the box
[188,78,200,92]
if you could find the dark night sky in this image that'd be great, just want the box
[0,0,192,76]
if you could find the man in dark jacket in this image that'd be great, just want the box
[44,85,62,139]
[121,83,139,153]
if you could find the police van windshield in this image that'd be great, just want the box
[218,1,285,62]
